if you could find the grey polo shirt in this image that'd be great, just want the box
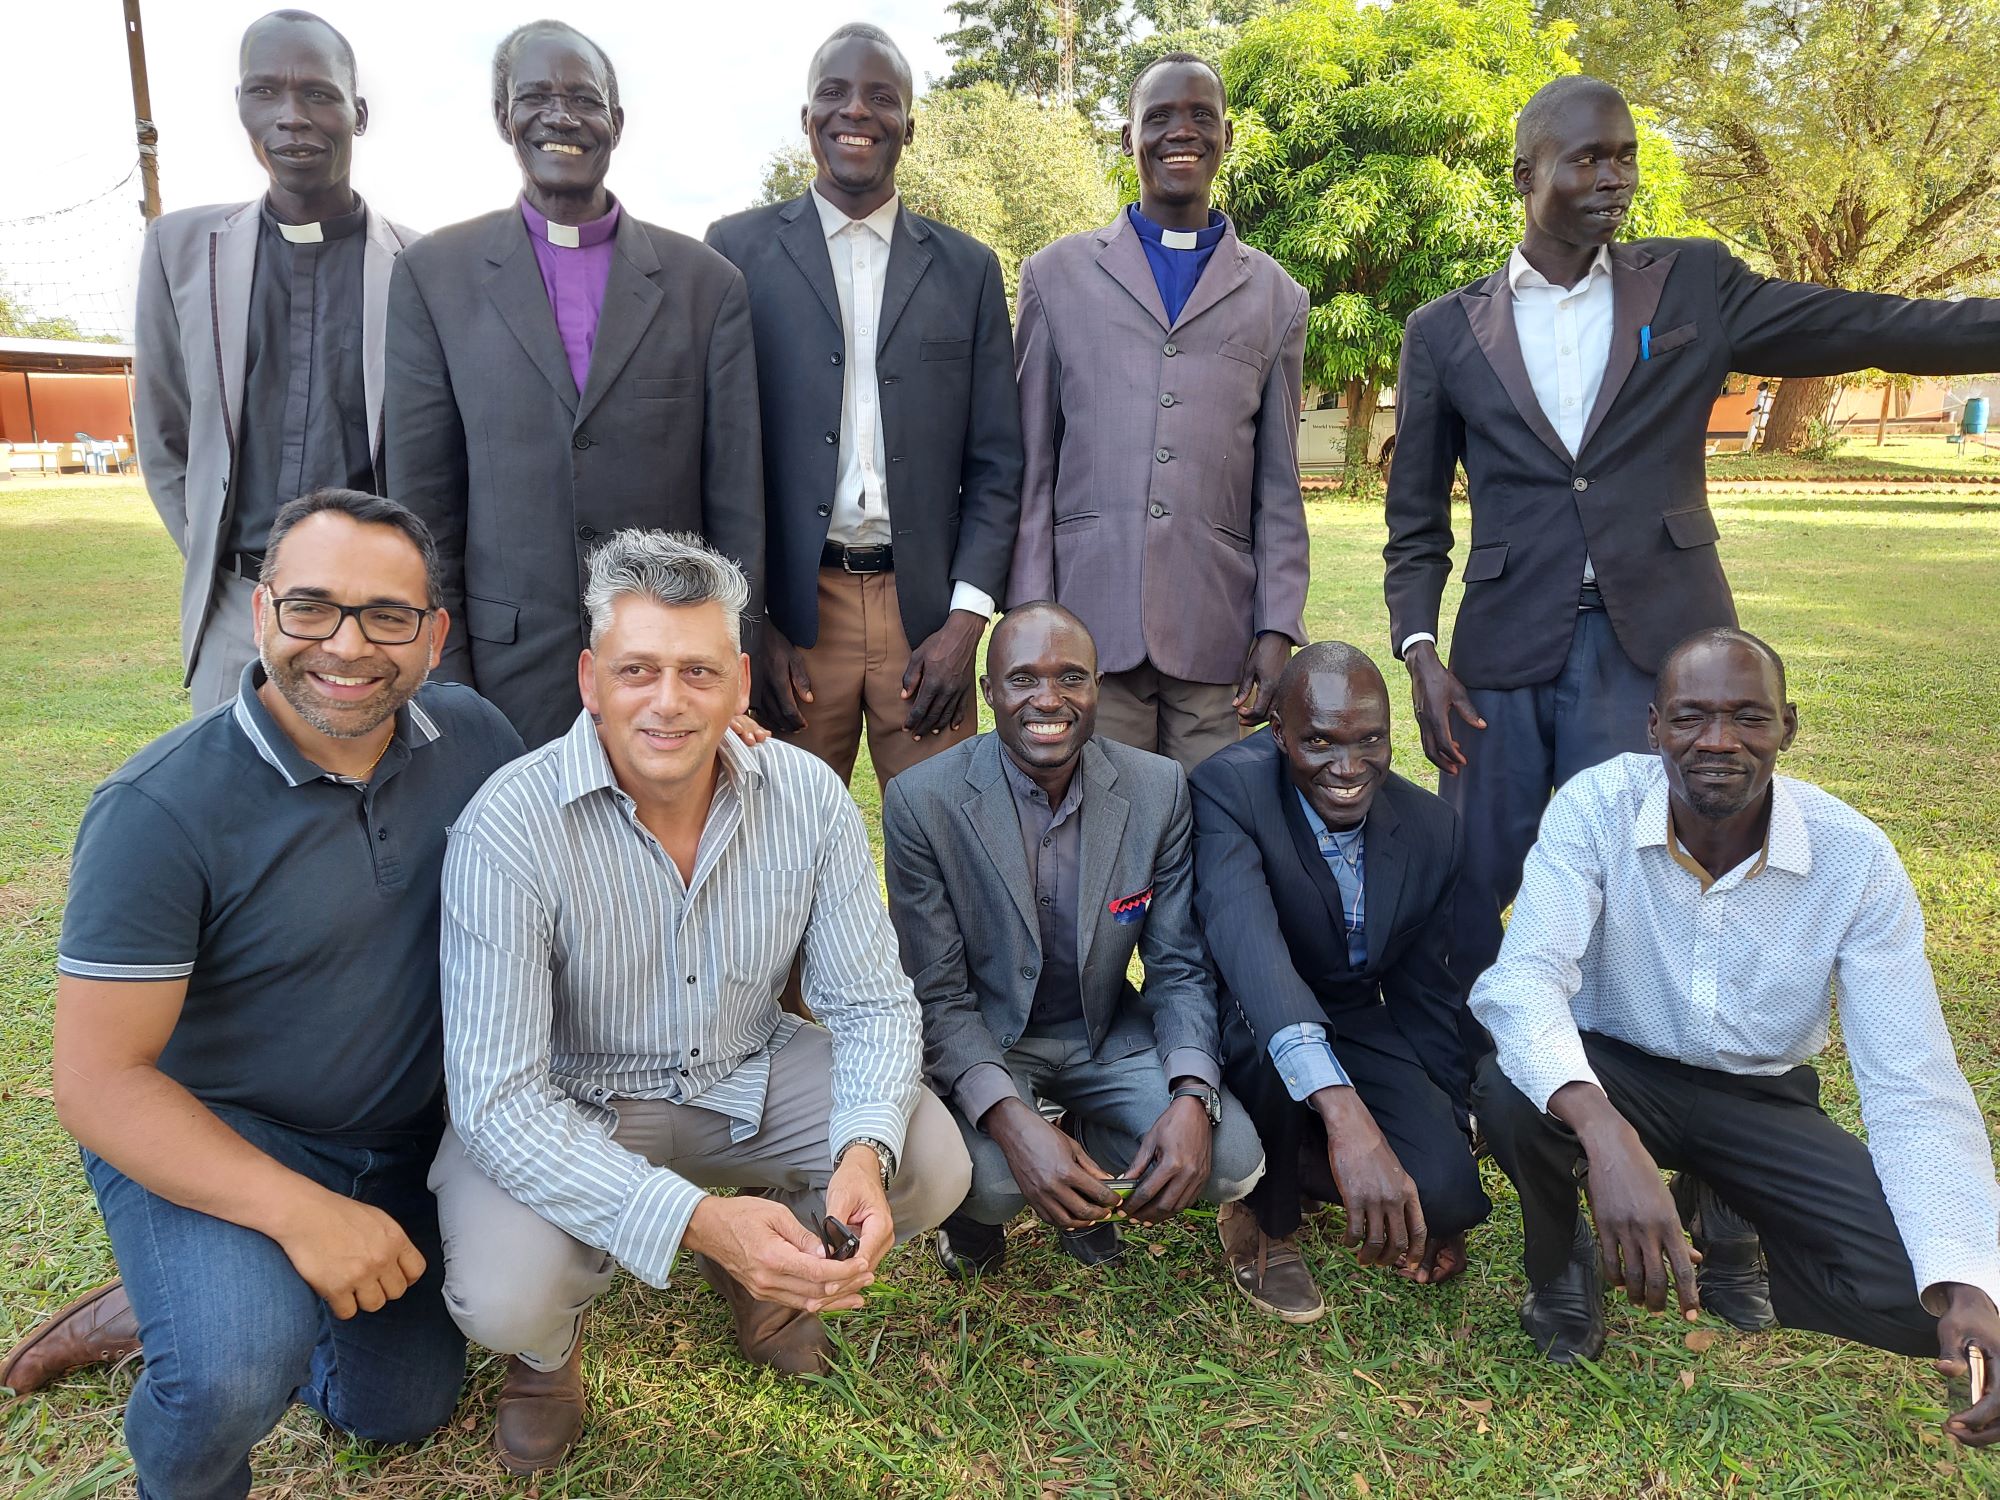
[58,664,523,1140]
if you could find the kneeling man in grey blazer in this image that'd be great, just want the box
[883,602,1263,1276]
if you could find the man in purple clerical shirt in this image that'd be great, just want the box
[386,20,766,749]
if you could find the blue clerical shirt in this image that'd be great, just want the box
[1127,204,1227,324]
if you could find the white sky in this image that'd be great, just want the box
[2,3,960,335]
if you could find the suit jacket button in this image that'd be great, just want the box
[1155,448,1171,463]
[1149,502,1165,518]
[1160,393,1175,407]
[830,351,842,365]
[572,432,592,450]
[824,430,838,445]
[1164,342,1178,356]
[1021,966,1036,980]
[816,503,831,517]
[576,525,597,541]
[1001,1034,1015,1047]
[1573,476,1589,491]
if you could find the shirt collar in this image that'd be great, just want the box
[518,194,621,249]
[261,193,368,244]
[1507,243,1611,296]
[999,741,1085,818]
[810,184,899,244]
[1294,787,1365,854]
[1126,203,1227,252]
[230,662,439,789]
[555,709,767,808]
[1635,760,1809,887]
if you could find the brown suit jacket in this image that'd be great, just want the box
[1007,211,1310,683]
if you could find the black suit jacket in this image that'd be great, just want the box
[704,194,1022,649]
[385,207,764,747]
[1189,730,1469,1116]
[1385,238,2000,687]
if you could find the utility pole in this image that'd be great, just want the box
[123,0,162,221]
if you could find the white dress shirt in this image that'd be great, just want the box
[1401,243,1613,655]
[440,715,925,1288]
[1470,753,2000,1309]
[810,187,993,620]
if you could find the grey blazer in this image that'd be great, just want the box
[881,732,1219,1110]
[384,207,765,748]
[1006,211,1311,683]
[134,200,413,682]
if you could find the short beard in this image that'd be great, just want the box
[1679,774,1759,821]
[259,641,419,740]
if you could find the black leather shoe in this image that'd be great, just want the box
[1057,1220,1126,1266]
[932,1213,1007,1280]
[1671,1174,1776,1331]
[1521,1216,1606,1364]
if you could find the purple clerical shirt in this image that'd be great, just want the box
[517,196,620,394]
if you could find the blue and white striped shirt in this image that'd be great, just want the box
[440,714,924,1288]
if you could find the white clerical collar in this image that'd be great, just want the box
[545,220,580,248]
[1160,228,1199,250]
[277,220,325,244]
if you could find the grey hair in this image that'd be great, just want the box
[583,529,750,648]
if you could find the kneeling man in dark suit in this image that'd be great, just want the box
[1191,642,1488,1323]
[884,603,1264,1276]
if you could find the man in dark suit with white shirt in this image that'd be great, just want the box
[1383,75,2000,1319]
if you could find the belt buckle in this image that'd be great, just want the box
[842,545,887,574]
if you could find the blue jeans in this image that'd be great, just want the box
[83,1108,465,1500]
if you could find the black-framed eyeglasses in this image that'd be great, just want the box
[270,596,434,645]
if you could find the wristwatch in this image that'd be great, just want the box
[836,1136,897,1190]
[1170,1082,1223,1128]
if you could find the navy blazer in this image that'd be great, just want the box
[1189,729,1470,1115]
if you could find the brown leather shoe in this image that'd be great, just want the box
[493,1342,585,1476]
[697,1255,833,1376]
[0,1279,141,1395]
[1219,1200,1325,1325]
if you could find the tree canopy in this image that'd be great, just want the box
[940,0,1131,117]
[1219,0,1692,483]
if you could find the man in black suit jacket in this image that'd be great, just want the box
[1192,643,1487,1324]
[1387,76,2000,999]
[706,24,1021,785]
[386,21,763,748]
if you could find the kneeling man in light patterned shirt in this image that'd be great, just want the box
[1470,627,1999,1448]
[429,530,971,1477]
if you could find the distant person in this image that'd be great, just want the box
[386,20,763,748]
[705,23,1022,785]
[1383,74,2000,1316]
[135,10,414,715]
[883,603,1263,1278]
[1471,628,1998,1454]
[1190,643,1486,1323]
[1008,53,1309,773]
[1,491,521,1494]
[428,531,969,1475]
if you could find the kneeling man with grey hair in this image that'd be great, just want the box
[430,530,970,1475]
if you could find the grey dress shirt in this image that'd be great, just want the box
[1003,751,1085,1029]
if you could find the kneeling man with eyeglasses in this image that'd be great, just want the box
[1471,626,1999,1449]
[21,490,522,1498]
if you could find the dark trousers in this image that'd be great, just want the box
[1473,1035,1938,1358]
[1228,1009,1489,1243]
[84,1108,464,1500]
[1443,607,1654,1000]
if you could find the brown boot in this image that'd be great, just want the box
[492,1341,585,1476]
[1218,1200,1325,1325]
[0,1280,141,1395]
[697,1255,833,1376]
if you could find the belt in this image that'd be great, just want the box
[821,540,894,574]
[222,549,265,583]
[1577,580,1606,613]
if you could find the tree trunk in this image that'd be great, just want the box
[1876,382,1892,445]
[1342,378,1381,490]
[1760,374,1841,453]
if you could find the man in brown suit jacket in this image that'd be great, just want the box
[1007,54,1309,773]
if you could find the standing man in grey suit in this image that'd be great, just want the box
[137,10,413,713]
[883,603,1264,1277]
[706,23,1022,786]
[386,20,764,749]
[1008,54,1309,773]
[1383,76,2000,1319]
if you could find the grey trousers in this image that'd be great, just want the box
[1093,663,1242,776]
[428,1025,971,1369]
[188,571,261,715]
[950,1029,1266,1226]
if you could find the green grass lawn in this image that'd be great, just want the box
[2,475,1996,1498]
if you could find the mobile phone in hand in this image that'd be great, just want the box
[821,1214,861,1261]
[1101,1177,1142,1196]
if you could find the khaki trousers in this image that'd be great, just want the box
[782,567,975,785]
[1092,662,1243,775]
[427,1024,971,1370]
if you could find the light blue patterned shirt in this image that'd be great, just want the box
[1266,793,1368,1101]
[440,715,923,1289]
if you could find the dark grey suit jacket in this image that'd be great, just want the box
[1385,237,2000,687]
[882,733,1219,1117]
[704,195,1022,650]
[384,206,764,747]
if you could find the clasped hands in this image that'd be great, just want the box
[983,1091,1212,1230]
